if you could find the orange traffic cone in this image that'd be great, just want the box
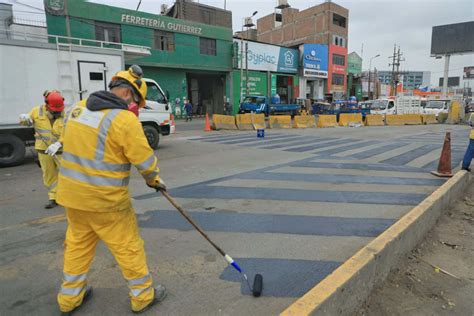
[204,113,211,132]
[431,132,453,177]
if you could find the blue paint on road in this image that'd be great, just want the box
[260,137,338,150]
[169,186,426,205]
[236,171,445,186]
[218,134,297,145]
[245,136,304,147]
[290,160,426,172]
[381,144,439,165]
[349,142,409,159]
[284,139,360,153]
[312,140,379,156]
[138,210,395,237]
[219,258,341,297]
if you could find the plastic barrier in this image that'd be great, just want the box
[251,113,266,129]
[212,114,237,130]
[268,115,292,128]
[317,115,337,128]
[235,114,254,130]
[338,113,363,126]
[402,114,423,125]
[364,114,385,126]
[447,100,462,124]
[421,114,437,125]
[385,115,404,126]
[294,115,316,128]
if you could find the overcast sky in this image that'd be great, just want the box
[7,0,474,86]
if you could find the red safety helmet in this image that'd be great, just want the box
[45,91,65,112]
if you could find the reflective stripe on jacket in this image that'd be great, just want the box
[470,129,474,139]
[28,105,64,150]
[57,100,159,212]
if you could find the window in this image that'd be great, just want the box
[332,35,346,47]
[95,22,121,43]
[200,37,216,56]
[146,82,167,104]
[153,30,174,51]
[89,72,103,81]
[332,74,345,86]
[332,54,345,66]
[333,13,346,28]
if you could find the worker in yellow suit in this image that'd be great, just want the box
[56,65,167,315]
[19,91,65,209]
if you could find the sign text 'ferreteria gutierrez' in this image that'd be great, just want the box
[121,14,203,35]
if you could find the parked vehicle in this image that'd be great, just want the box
[370,97,422,115]
[423,100,449,118]
[239,95,300,116]
[0,34,172,167]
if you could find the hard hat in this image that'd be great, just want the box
[45,91,65,112]
[109,65,147,107]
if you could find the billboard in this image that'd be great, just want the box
[430,22,474,56]
[301,44,328,78]
[234,39,298,73]
[464,66,474,80]
[438,77,460,87]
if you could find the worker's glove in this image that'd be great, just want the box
[45,141,62,156]
[148,178,167,192]
[19,113,33,126]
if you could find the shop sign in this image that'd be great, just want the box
[302,44,328,78]
[121,14,203,35]
[234,40,298,73]
[242,72,267,96]
[44,0,65,15]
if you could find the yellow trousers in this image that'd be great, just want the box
[38,153,60,200]
[57,207,154,313]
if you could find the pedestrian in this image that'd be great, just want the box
[55,65,167,314]
[184,98,193,121]
[461,122,473,172]
[19,90,65,209]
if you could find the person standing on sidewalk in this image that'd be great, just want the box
[184,98,193,121]
[461,122,473,172]
[56,65,167,314]
[19,91,65,209]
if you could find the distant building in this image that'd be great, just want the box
[0,3,47,41]
[256,1,349,100]
[347,52,362,100]
[164,0,232,28]
[377,71,431,90]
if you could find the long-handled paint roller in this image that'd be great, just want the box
[160,190,263,297]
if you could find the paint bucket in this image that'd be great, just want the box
[257,129,265,138]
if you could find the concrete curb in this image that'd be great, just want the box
[281,170,471,316]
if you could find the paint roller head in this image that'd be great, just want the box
[252,274,263,297]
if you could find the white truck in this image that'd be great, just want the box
[0,35,173,167]
[370,96,422,115]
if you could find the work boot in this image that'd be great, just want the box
[60,285,93,315]
[132,285,167,314]
[462,167,471,172]
[45,200,58,209]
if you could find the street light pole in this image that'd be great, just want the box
[368,54,380,100]
[240,11,257,102]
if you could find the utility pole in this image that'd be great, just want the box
[388,45,404,97]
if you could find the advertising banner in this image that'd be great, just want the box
[301,44,328,78]
[463,66,474,80]
[234,40,298,73]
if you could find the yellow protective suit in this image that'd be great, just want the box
[22,105,64,200]
[56,96,161,313]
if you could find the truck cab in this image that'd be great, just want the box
[140,78,174,149]
[370,99,396,115]
[239,96,267,114]
[423,100,449,118]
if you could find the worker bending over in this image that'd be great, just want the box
[56,65,167,315]
[19,91,65,209]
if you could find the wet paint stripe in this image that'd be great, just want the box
[284,139,360,153]
[218,134,297,145]
[244,136,304,147]
[139,210,395,237]
[260,137,338,150]
[422,148,467,170]
[349,142,409,159]
[169,186,426,205]
[381,144,440,165]
[197,133,281,142]
[313,140,379,156]
[235,171,445,186]
[219,258,341,297]
[290,160,424,172]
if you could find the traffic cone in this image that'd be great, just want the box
[431,132,453,177]
[204,113,211,132]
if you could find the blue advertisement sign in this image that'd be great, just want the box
[302,44,328,78]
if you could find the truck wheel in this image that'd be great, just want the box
[0,134,26,167]
[143,125,160,150]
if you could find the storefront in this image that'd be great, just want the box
[299,44,328,101]
[231,39,299,113]
[327,44,348,101]
[44,0,233,115]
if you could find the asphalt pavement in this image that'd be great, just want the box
[0,123,471,315]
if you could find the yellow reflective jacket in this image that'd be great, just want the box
[470,129,473,139]
[24,105,64,151]
[57,95,160,212]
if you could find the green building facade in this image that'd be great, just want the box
[45,0,233,115]
[347,52,363,100]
